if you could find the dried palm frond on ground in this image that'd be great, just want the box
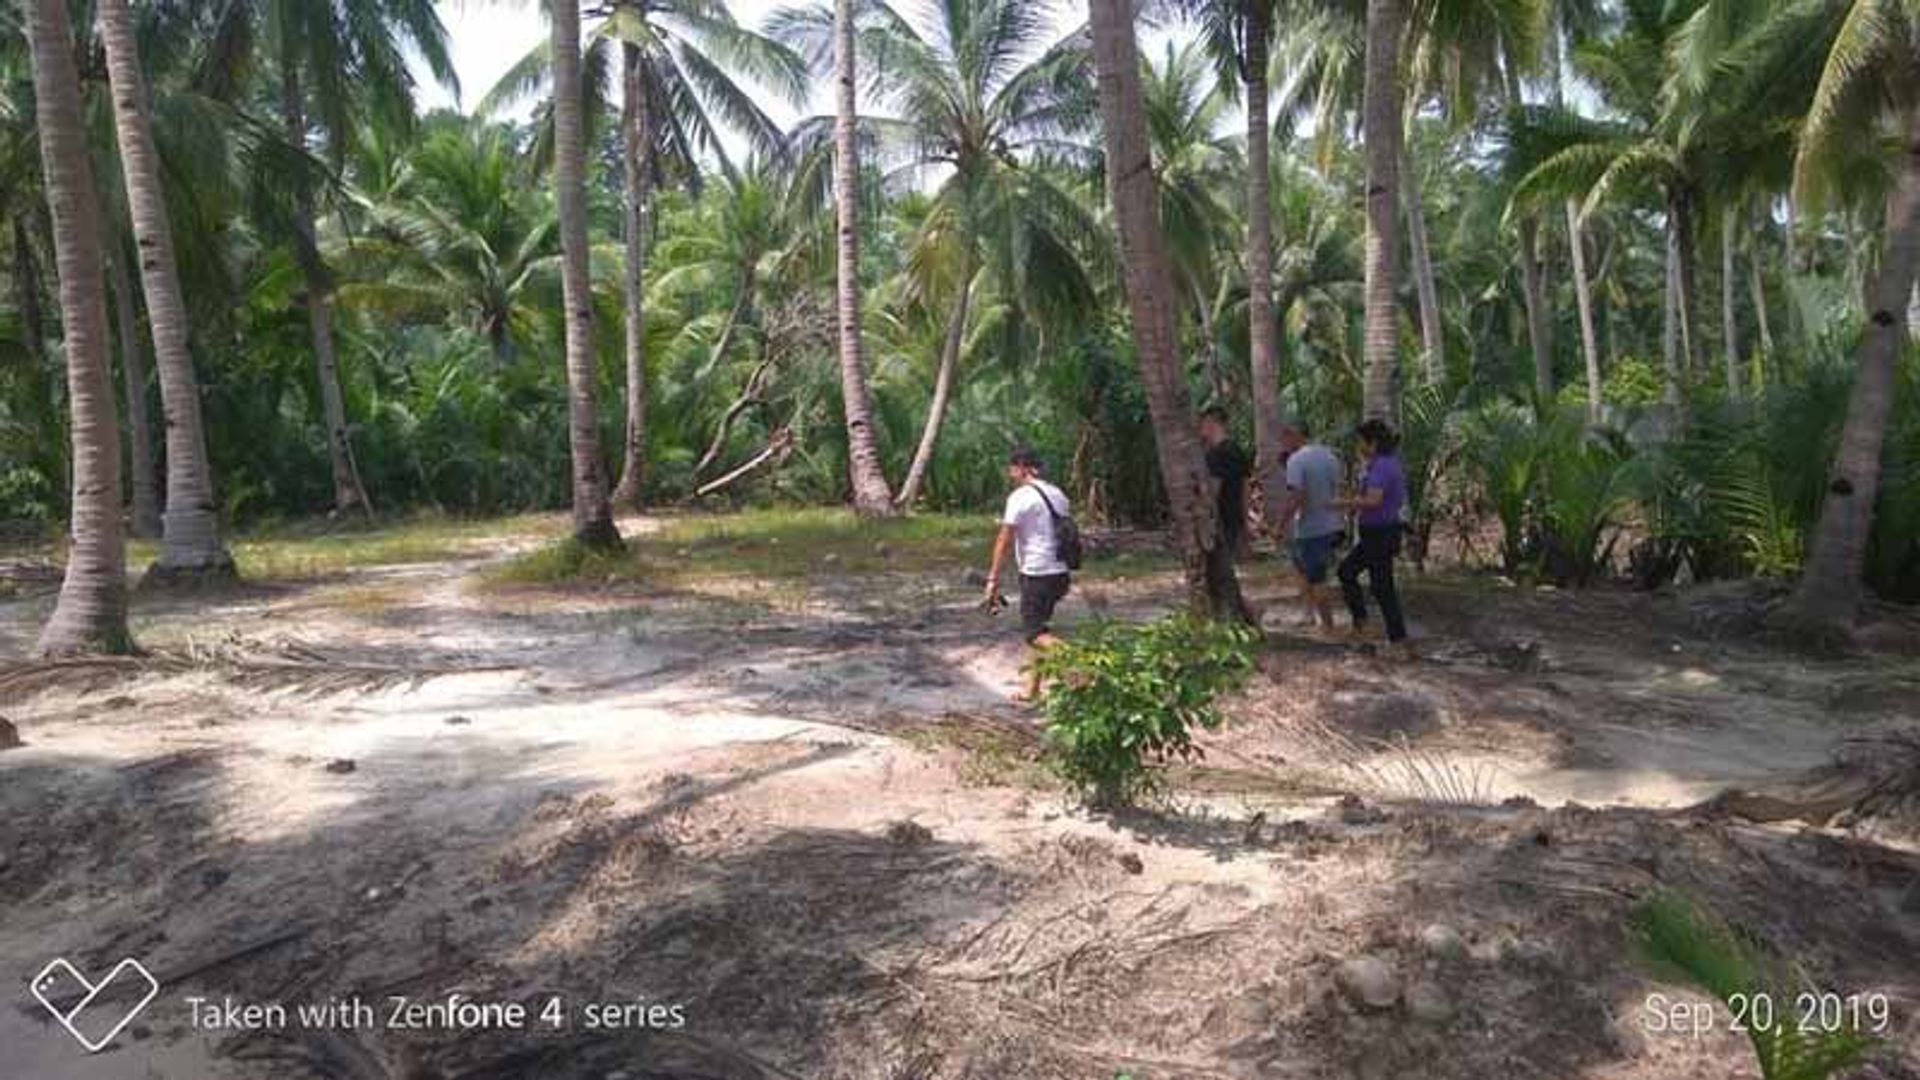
[0,633,515,699]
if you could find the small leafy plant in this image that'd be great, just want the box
[1033,614,1258,808]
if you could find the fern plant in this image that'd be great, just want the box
[1630,892,1878,1080]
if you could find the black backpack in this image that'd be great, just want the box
[1028,483,1083,570]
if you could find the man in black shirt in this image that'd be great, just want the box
[1199,407,1250,558]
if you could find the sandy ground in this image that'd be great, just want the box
[2,514,1918,1080]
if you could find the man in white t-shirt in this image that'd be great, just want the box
[983,447,1071,703]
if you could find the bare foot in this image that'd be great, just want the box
[1010,689,1039,706]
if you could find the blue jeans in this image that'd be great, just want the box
[1291,533,1337,585]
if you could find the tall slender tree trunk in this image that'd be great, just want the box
[1783,105,1920,627]
[100,0,233,577]
[1721,202,1742,399]
[1086,0,1247,622]
[11,219,64,497]
[1566,200,1602,423]
[833,0,895,515]
[1908,280,1918,343]
[1190,270,1226,402]
[1402,140,1444,387]
[1360,0,1405,422]
[1662,224,1682,406]
[1672,189,1701,378]
[612,40,650,509]
[282,65,369,517]
[1519,219,1553,400]
[551,0,620,549]
[106,235,161,538]
[1243,0,1285,523]
[1502,52,1552,402]
[26,0,132,656]
[1783,193,1800,272]
[1749,203,1774,379]
[895,253,974,508]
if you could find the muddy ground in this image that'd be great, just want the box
[2,512,1918,1080]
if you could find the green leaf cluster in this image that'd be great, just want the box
[1033,614,1258,808]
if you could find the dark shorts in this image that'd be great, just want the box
[1291,534,1336,585]
[1019,572,1071,643]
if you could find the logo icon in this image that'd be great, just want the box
[30,957,161,1053]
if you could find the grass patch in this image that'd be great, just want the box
[489,508,994,589]
[646,507,987,578]
[487,535,639,586]
[119,513,565,582]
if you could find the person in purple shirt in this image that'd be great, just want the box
[1334,419,1410,653]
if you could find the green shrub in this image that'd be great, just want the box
[1033,614,1258,808]
[1604,356,1668,407]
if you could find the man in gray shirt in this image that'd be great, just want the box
[1275,422,1343,631]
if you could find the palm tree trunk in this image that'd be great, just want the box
[100,0,233,576]
[1662,224,1681,405]
[1749,202,1774,373]
[26,0,132,656]
[1360,0,1405,423]
[1672,189,1701,379]
[611,41,650,509]
[1721,202,1742,399]
[1087,0,1247,622]
[551,0,621,549]
[833,0,896,516]
[895,253,974,508]
[1502,51,1552,403]
[106,234,161,538]
[1519,218,1552,400]
[282,65,370,518]
[1402,140,1444,387]
[11,219,64,498]
[1244,0,1285,524]
[1783,106,1920,627]
[1189,269,1225,402]
[1566,200,1602,423]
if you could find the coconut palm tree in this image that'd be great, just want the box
[833,0,894,514]
[1770,0,1920,625]
[1506,0,1740,406]
[1360,0,1406,421]
[96,0,235,580]
[103,231,160,538]
[614,36,649,507]
[1086,0,1249,620]
[651,157,810,477]
[550,0,621,549]
[24,0,131,655]
[206,0,456,516]
[481,0,808,509]
[775,0,1099,508]
[335,119,558,364]
[1186,0,1286,512]
[1142,40,1239,400]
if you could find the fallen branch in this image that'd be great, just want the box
[692,354,777,479]
[694,426,795,499]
